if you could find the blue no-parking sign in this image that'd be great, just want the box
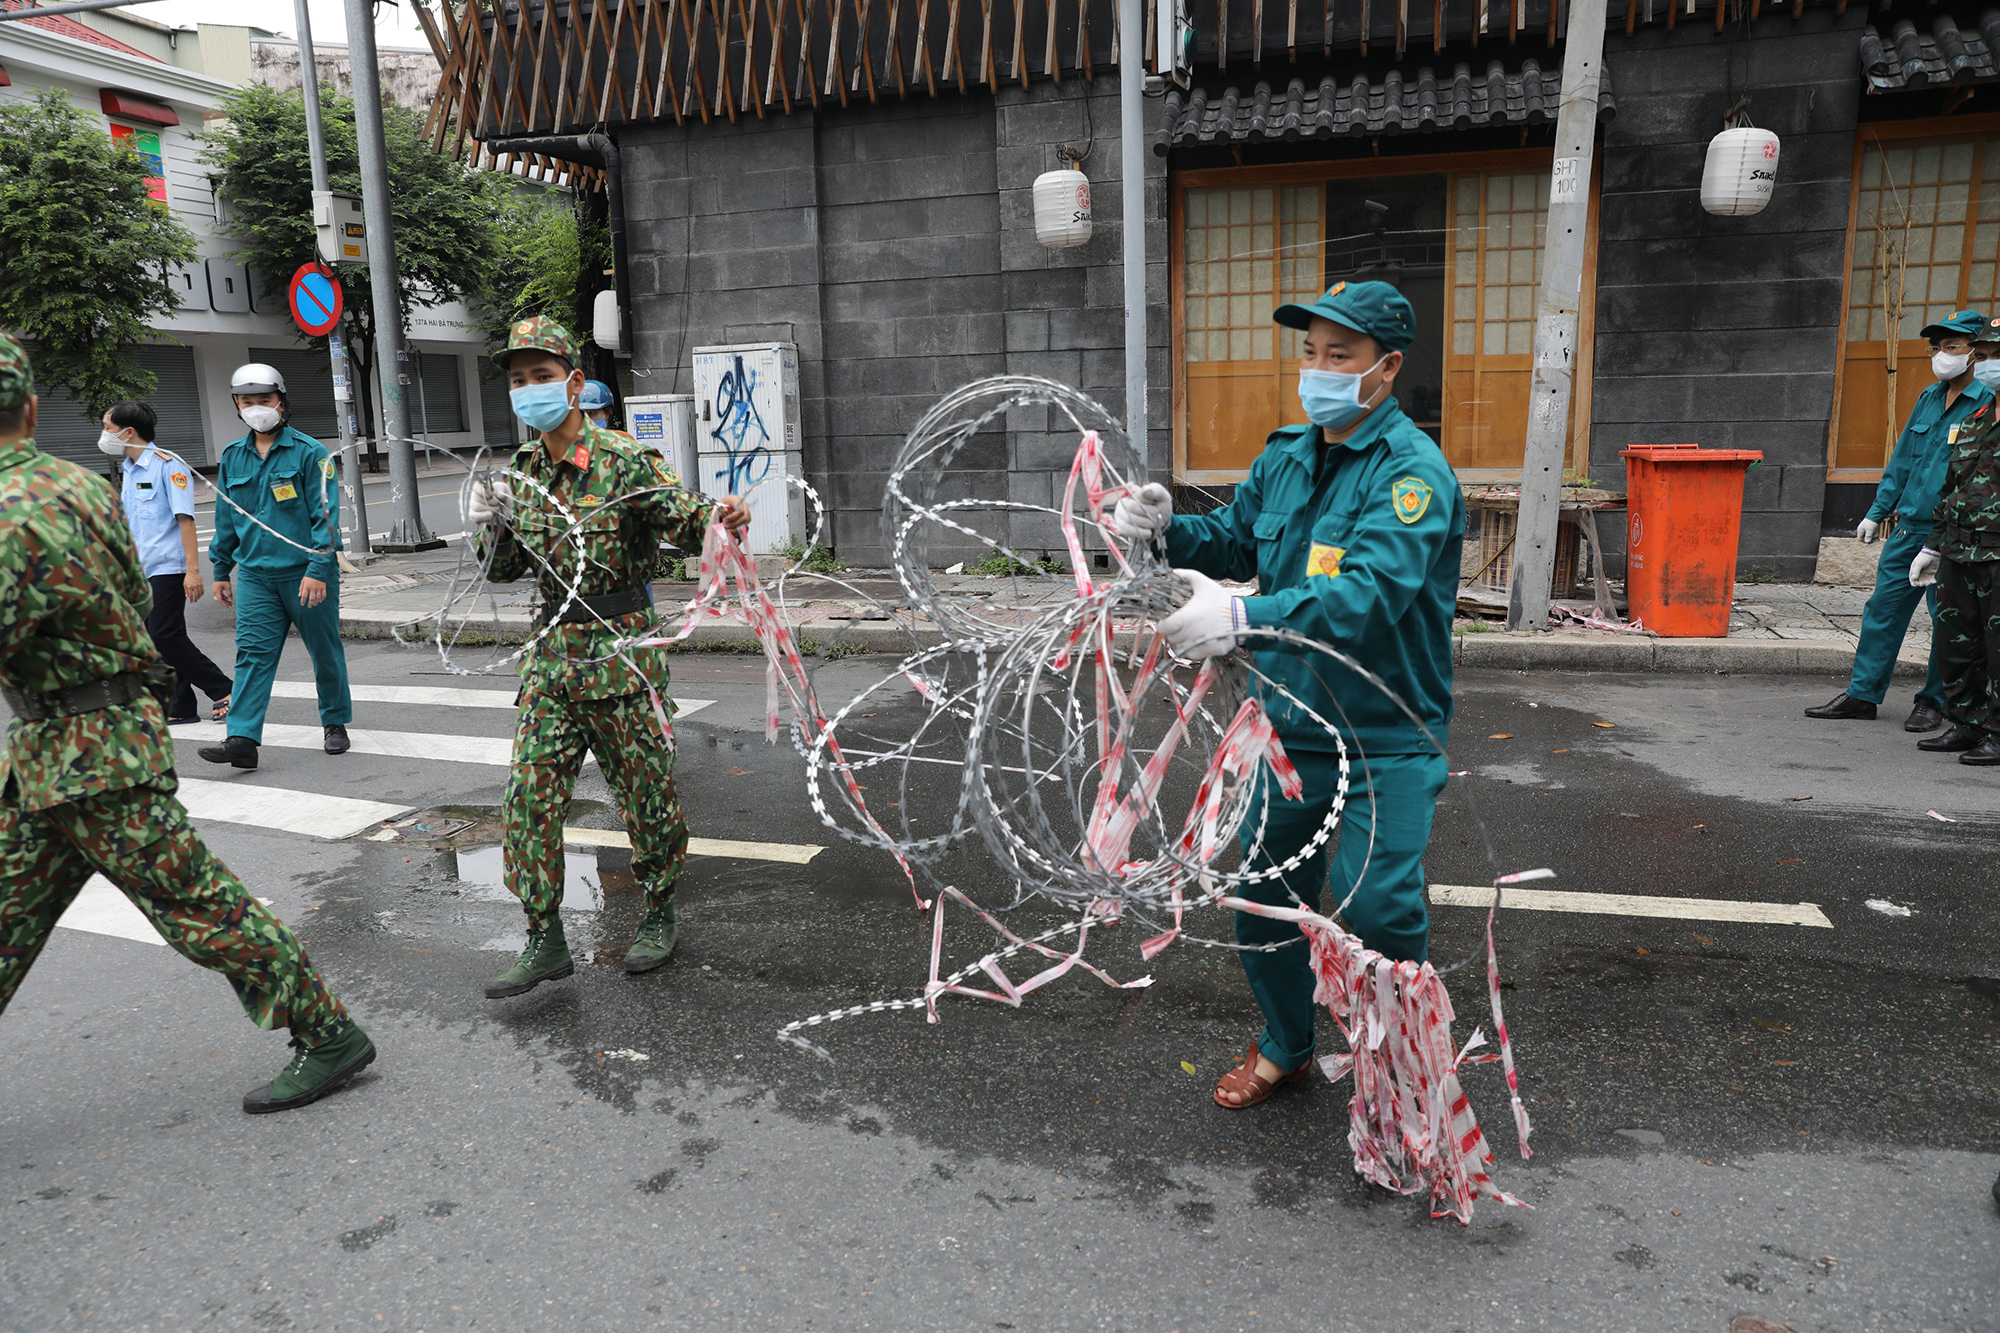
[288,262,344,337]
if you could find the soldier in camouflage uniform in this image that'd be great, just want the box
[0,333,375,1112]
[1912,313,2000,766]
[471,319,750,997]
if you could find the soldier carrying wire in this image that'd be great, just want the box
[469,319,750,998]
[0,332,375,1114]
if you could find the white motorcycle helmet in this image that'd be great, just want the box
[230,363,288,398]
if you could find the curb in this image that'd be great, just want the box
[1452,629,1923,677]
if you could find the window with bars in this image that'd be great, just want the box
[1834,133,2000,474]
[1176,160,1588,480]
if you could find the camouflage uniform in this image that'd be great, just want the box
[0,335,348,1040]
[1931,395,2000,736]
[480,319,713,933]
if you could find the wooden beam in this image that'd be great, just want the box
[1253,0,1264,62]
[572,0,609,126]
[980,0,997,89]
[708,0,739,120]
[500,0,539,135]
[791,0,823,106]
[1434,0,1443,49]
[411,0,459,147]
[1010,0,1027,86]
[944,0,968,90]
[764,0,796,110]
[552,0,583,129]
[1286,0,1297,61]
[652,0,691,122]
[915,0,938,95]
[453,0,494,159]
[888,0,910,93]
[823,0,850,105]
[1045,0,1061,82]
[1218,0,1227,67]
[853,0,879,101]
[680,0,715,122]
[736,0,767,116]
[596,0,638,124]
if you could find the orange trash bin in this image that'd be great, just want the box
[1620,444,1764,637]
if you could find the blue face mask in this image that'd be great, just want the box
[1975,360,2000,390]
[1298,357,1390,431]
[510,379,578,432]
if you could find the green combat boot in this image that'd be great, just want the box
[242,1021,376,1114]
[624,899,678,974]
[485,920,574,998]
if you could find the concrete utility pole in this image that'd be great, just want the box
[1506,0,1607,630]
[1119,0,1148,471]
[343,0,439,550]
[293,0,368,560]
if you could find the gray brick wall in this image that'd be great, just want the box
[620,78,1166,567]
[1592,12,1866,581]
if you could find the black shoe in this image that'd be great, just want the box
[1805,692,1877,720]
[323,724,350,756]
[198,736,259,769]
[1961,737,2000,766]
[1918,725,1981,753]
[1904,702,1946,733]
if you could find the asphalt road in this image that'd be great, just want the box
[2,646,1996,1332]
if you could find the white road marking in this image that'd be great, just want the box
[561,826,823,864]
[265,680,714,716]
[1429,884,1834,929]
[177,721,515,767]
[177,776,414,839]
[57,873,280,947]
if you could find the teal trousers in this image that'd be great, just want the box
[1847,525,1945,709]
[1234,746,1446,1071]
[225,566,352,744]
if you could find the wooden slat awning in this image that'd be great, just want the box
[414,0,1856,172]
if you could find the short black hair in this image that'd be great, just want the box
[106,400,156,442]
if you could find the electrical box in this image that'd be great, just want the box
[624,393,698,493]
[313,189,366,265]
[690,342,805,553]
[1157,0,1193,87]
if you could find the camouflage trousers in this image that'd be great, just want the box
[1935,556,2000,736]
[0,780,350,1040]
[503,690,687,931]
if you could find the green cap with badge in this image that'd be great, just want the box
[1920,308,1989,342]
[1273,279,1417,352]
[1975,315,2000,346]
[494,316,582,370]
[0,330,33,412]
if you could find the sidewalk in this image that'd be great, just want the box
[337,537,1921,677]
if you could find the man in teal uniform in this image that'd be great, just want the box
[1114,280,1463,1110]
[1807,309,1992,733]
[198,363,353,771]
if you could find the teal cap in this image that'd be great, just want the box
[1274,279,1416,352]
[1921,308,1989,342]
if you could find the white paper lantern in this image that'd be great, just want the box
[1701,127,1781,217]
[1032,168,1092,249]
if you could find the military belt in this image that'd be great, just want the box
[1936,520,2000,549]
[540,585,653,627]
[2,668,164,722]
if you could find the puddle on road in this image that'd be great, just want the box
[456,845,641,967]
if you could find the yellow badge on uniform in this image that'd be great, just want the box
[1950,425,1962,445]
[1391,476,1433,524]
[271,482,298,502]
[576,493,605,508]
[649,456,678,486]
[322,457,337,480]
[1306,542,1345,578]
[169,471,189,490]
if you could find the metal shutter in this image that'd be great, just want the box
[480,364,518,447]
[19,344,199,473]
[248,345,339,444]
[414,352,465,434]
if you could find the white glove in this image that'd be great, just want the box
[467,475,512,527]
[1856,518,1880,544]
[1111,482,1173,540]
[1910,548,1941,588]
[1158,568,1243,660]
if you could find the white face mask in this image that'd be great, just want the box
[96,429,132,457]
[1934,350,1972,381]
[1974,361,2000,389]
[240,404,283,434]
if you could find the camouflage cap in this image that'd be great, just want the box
[494,316,581,370]
[0,330,32,412]
[1977,315,2000,346]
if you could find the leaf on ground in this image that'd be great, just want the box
[1179,1061,1197,1075]
[1691,933,1715,946]
[1777,858,1804,865]
[1591,721,1616,728]
[1488,733,1514,739]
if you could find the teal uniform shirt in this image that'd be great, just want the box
[208,425,342,584]
[1164,398,1464,757]
[1867,378,1997,529]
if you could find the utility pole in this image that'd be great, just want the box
[293,0,369,560]
[1506,0,1607,630]
[343,0,440,550]
[1119,0,1148,472]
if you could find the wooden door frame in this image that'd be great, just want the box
[1169,146,1601,485]
[1827,112,2000,482]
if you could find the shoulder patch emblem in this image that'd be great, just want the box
[1306,542,1345,579]
[322,457,337,480]
[1391,475,1433,524]
[169,471,189,490]
[648,455,679,487]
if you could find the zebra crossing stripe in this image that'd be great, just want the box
[561,826,824,864]
[1429,884,1833,928]
[265,680,715,717]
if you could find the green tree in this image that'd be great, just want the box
[0,89,196,417]
[488,190,581,344]
[202,83,508,442]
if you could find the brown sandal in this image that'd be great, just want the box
[1212,1040,1311,1110]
